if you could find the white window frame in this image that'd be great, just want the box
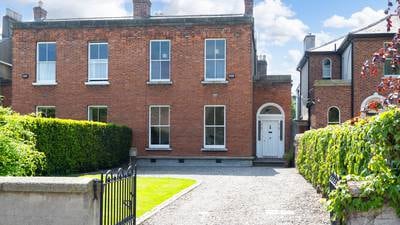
[88,42,109,81]
[322,58,332,79]
[87,105,108,122]
[204,105,226,149]
[36,42,56,84]
[148,105,171,149]
[327,106,340,125]
[36,106,56,118]
[149,40,171,82]
[204,39,226,81]
[383,42,400,77]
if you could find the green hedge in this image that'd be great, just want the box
[4,115,132,175]
[297,108,400,222]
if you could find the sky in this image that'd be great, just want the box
[0,0,388,93]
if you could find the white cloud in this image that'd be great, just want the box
[254,0,308,46]
[323,7,384,29]
[11,0,130,19]
[314,31,334,47]
[155,0,243,15]
[288,49,302,63]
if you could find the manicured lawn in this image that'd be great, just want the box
[81,175,196,218]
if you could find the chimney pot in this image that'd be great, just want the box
[133,0,152,18]
[33,1,47,22]
[244,0,254,16]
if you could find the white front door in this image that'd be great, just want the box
[261,120,280,157]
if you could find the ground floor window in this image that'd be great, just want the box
[327,107,340,125]
[88,106,107,123]
[36,106,56,118]
[204,105,225,149]
[149,106,170,148]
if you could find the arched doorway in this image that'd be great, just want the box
[256,103,285,158]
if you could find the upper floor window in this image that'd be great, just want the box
[36,106,56,118]
[322,58,332,79]
[89,43,108,81]
[88,106,108,123]
[384,42,400,76]
[328,106,340,125]
[204,106,226,149]
[37,42,56,83]
[205,39,226,81]
[150,40,170,82]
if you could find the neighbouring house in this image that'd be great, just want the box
[8,0,292,166]
[296,16,399,130]
[0,9,19,107]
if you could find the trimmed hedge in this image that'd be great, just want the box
[297,108,400,222]
[4,115,132,175]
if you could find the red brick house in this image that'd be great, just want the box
[296,16,398,130]
[7,0,292,166]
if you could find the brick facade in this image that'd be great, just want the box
[10,16,291,159]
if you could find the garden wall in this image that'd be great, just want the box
[296,108,400,223]
[0,177,100,225]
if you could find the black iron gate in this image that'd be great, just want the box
[329,173,340,225]
[99,164,137,225]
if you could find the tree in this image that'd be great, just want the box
[361,1,400,113]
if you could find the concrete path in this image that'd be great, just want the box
[138,167,330,225]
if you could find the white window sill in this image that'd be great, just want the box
[85,81,110,86]
[32,82,57,86]
[147,81,173,85]
[201,148,228,152]
[146,147,172,151]
[201,80,229,84]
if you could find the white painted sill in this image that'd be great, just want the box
[32,82,58,86]
[146,81,173,85]
[201,80,229,85]
[85,81,110,86]
[201,148,228,152]
[146,148,172,151]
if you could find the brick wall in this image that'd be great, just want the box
[253,80,292,152]
[12,24,255,158]
[1,83,12,107]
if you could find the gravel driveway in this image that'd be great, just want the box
[139,167,330,225]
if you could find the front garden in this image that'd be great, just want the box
[297,108,400,223]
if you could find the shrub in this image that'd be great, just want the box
[3,114,132,175]
[297,108,400,222]
[0,111,46,176]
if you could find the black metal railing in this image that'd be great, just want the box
[99,164,137,225]
[329,173,340,225]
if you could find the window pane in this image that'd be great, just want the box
[328,108,339,123]
[215,40,225,59]
[160,127,170,145]
[205,127,215,145]
[38,61,56,82]
[215,107,224,125]
[47,44,56,61]
[160,61,170,80]
[98,108,107,123]
[151,61,161,80]
[205,60,215,79]
[99,44,108,59]
[90,108,99,121]
[151,42,160,60]
[206,40,215,59]
[46,108,56,118]
[215,60,225,79]
[38,44,47,61]
[90,62,108,80]
[215,127,224,145]
[151,127,160,145]
[161,41,169,60]
[151,107,160,125]
[205,107,214,125]
[90,44,98,59]
[160,107,169,125]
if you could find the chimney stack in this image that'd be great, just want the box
[304,33,316,51]
[244,0,254,16]
[256,55,268,79]
[133,0,152,18]
[33,1,47,22]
